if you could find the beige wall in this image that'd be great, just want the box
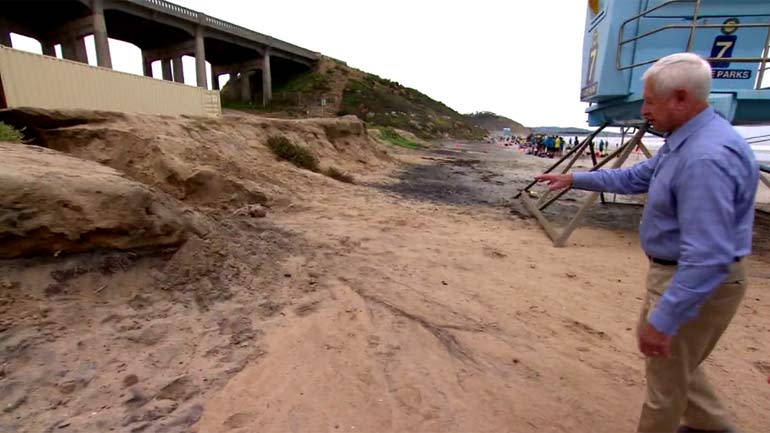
[0,46,221,117]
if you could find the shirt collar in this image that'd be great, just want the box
[664,107,715,150]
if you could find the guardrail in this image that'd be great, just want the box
[122,0,319,60]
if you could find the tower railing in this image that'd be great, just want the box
[615,0,770,90]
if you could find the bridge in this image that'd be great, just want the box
[0,0,320,105]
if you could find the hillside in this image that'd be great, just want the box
[464,111,530,136]
[222,57,488,141]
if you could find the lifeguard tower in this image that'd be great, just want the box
[518,0,770,247]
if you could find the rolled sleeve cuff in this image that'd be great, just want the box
[572,172,599,191]
[648,305,680,336]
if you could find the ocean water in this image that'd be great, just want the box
[571,134,770,163]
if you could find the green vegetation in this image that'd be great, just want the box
[274,71,331,94]
[223,56,496,142]
[266,136,355,184]
[323,166,354,184]
[340,73,486,141]
[0,122,23,142]
[377,127,422,150]
[266,136,319,172]
[465,111,529,136]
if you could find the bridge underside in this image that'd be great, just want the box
[1,1,89,33]
[0,0,317,105]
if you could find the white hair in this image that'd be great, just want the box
[642,52,712,102]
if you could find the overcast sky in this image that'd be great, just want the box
[11,0,591,127]
[183,0,591,127]
[165,0,591,128]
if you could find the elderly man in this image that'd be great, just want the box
[536,52,759,433]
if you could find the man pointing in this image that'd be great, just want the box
[536,53,759,432]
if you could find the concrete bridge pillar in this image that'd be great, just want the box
[0,18,12,47]
[239,70,252,102]
[91,0,112,68]
[261,50,272,106]
[62,36,88,63]
[172,56,185,83]
[210,65,226,91]
[161,58,173,81]
[141,53,153,77]
[41,41,56,57]
[194,24,207,88]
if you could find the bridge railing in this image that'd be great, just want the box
[202,15,317,59]
[122,0,318,59]
[127,0,198,20]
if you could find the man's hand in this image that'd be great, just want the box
[638,322,672,358]
[534,173,573,191]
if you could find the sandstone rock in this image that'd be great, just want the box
[123,399,177,426]
[125,323,169,346]
[182,168,267,206]
[232,204,267,218]
[156,376,198,402]
[162,404,203,430]
[0,143,188,258]
[123,374,139,388]
[57,381,77,395]
[2,395,27,413]
[124,387,149,409]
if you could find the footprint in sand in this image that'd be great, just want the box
[222,412,256,430]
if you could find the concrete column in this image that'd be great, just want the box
[194,25,207,88]
[261,50,272,106]
[212,74,220,90]
[239,70,252,102]
[75,37,88,63]
[161,58,173,81]
[61,39,75,60]
[142,53,153,77]
[0,18,11,47]
[62,37,88,63]
[172,56,184,83]
[91,0,112,68]
[41,41,56,57]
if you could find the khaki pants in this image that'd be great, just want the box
[636,260,747,433]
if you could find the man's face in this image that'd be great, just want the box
[641,79,680,133]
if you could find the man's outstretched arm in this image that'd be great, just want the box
[535,151,661,193]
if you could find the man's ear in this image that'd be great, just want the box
[673,89,688,104]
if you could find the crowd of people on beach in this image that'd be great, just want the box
[491,134,616,159]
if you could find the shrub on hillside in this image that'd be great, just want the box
[266,136,319,172]
[0,122,23,142]
[377,127,422,150]
[324,167,354,184]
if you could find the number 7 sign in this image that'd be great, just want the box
[710,34,737,68]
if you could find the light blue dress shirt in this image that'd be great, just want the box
[572,108,759,335]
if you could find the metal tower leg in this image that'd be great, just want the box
[520,125,648,247]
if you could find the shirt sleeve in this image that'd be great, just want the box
[648,156,736,335]
[572,151,659,194]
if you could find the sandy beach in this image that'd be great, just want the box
[198,142,770,433]
[1,113,768,433]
